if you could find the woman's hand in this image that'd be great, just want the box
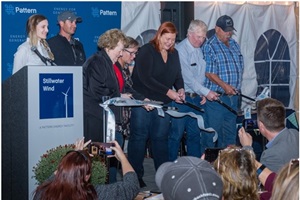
[74,137,91,150]
[110,140,126,162]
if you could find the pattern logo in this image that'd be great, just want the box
[4,4,15,15]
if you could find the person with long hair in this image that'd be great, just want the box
[13,14,54,74]
[128,21,185,187]
[271,158,299,200]
[33,139,140,200]
[214,146,259,200]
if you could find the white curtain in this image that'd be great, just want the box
[195,2,297,108]
[121,2,161,38]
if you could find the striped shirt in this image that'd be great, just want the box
[202,34,244,92]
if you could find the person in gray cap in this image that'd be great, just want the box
[155,156,223,200]
[202,15,244,149]
[47,11,86,66]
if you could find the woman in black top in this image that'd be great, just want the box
[128,21,185,187]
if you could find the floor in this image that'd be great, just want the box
[117,157,160,193]
[139,157,160,193]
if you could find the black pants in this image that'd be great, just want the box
[84,112,104,142]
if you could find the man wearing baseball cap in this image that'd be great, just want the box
[202,15,244,149]
[155,156,223,200]
[47,11,86,66]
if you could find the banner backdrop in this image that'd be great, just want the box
[121,2,160,45]
[194,2,297,108]
[2,2,121,81]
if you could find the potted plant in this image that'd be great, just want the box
[32,144,107,185]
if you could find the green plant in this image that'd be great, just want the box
[32,144,107,185]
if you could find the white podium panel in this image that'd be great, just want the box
[2,66,83,199]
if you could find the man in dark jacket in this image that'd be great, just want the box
[47,11,86,66]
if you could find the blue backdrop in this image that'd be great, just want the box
[2,2,121,81]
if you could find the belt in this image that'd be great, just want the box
[185,92,198,98]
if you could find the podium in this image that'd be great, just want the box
[2,66,84,199]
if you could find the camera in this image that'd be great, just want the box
[242,119,259,131]
[88,142,115,156]
[204,147,224,163]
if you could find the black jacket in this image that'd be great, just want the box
[83,49,121,121]
[47,34,86,66]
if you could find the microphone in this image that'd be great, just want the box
[31,46,48,65]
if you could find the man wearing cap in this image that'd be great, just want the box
[169,20,219,161]
[202,15,244,148]
[155,156,223,200]
[47,11,86,66]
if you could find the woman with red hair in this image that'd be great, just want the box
[128,21,185,187]
[33,139,139,200]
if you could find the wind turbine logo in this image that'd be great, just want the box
[62,87,70,118]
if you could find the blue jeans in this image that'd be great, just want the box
[169,96,203,161]
[127,106,170,179]
[204,95,238,148]
[109,131,124,183]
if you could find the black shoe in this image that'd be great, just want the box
[139,178,147,188]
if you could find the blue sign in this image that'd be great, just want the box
[39,73,73,119]
[2,2,121,81]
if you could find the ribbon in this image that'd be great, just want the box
[165,110,217,142]
[100,97,217,142]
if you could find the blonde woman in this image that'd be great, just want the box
[214,146,259,200]
[270,159,299,200]
[13,14,54,74]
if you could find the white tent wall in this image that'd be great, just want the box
[195,2,297,109]
[121,2,161,39]
[121,2,298,114]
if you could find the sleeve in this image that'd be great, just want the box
[260,150,282,172]
[135,45,170,95]
[95,171,140,200]
[13,45,28,74]
[84,57,119,102]
[203,43,218,75]
[260,172,276,200]
[172,50,185,91]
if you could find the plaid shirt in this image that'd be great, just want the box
[202,34,244,92]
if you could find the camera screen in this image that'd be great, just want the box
[243,119,258,131]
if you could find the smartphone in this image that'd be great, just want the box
[242,119,259,131]
[204,148,224,163]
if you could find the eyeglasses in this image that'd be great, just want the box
[288,158,299,175]
[123,49,138,56]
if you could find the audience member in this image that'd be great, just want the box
[155,156,223,200]
[169,19,219,161]
[47,11,86,66]
[33,139,140,200]
[239,98,299,172]
[13,14,54,74]
[202,15,244,148]
[270,158,299,200]
[213,146,259,200]
[256,158,299,200]
[128,21,185,188]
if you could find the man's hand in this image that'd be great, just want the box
[238,127,253,147]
